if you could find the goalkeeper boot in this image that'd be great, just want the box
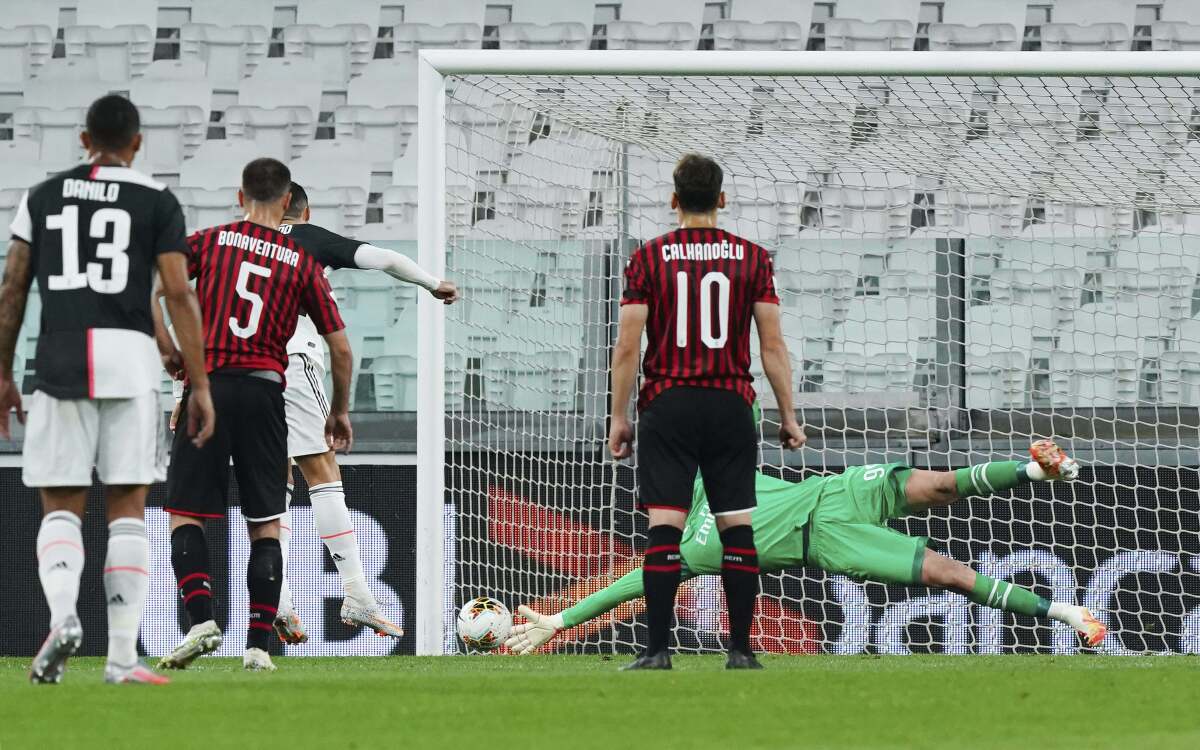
[158,620,222,670]
[104,660,171,685]
[341,598,403,638]
[1078,608,1108,647]
[725,650,764,670]
[273,608,309,645]
[30,615,83,684]
[621,651,672,671]
[243,647,277,672]
[1030,440,1080,481]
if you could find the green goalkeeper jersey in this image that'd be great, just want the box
[561,472,830,628]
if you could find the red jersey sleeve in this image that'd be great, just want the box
[621,246,651,306]
[299,261,345,335]
[754,247,780,304]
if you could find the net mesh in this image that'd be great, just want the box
[441,72,1200,655]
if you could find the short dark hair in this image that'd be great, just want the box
[86,94,140,151]
[241,158,292,202]
[672,153,723,213]
[284,182,309,219]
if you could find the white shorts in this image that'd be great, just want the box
[22,389,166,487]
[284,352,331,458]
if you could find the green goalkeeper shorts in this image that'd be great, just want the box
[805,463,930,586]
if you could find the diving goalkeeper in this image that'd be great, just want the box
[506,440,1106,654]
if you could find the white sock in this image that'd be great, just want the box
[1025,461,1047,481]
[36,510,85,628]
[278,484,294,614]
[104,517,149,666]
[1048,602,1086,630]
[310,481,374,605]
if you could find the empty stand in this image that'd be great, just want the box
[604,21,698,50]
[0,26,52,88]
[498,22,590,49]
[130,64,212,171]
[928,23,1019,51]
[393,23,483,55]
[1040,23,1131,51]
[712,20,806,50]
[64,24,154,81]
[180,24,269,90]
[823,19,915,51]
[283,23,374,89]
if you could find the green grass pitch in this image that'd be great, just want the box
[2,655,1198,749]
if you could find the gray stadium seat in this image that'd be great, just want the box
[0,0,59,29]
[927,23,1019,51]
[283,24,374,89]
[372,355,418,411]
[1159,350,1200,406]
[191,0,274,29]
[498,22,590,49]
[227,58,322,161]
[393,23,483,55]
[76,0,158,28]
[356,220,416,242]
[1152,21,1200,50]
[821,352,914,396]
[712,20,806,50]
[1049,351,1138,407]
[0,25,52,88]
[291,140,373,195]
[1040,23,1131,51]
[604,21,698,50]
[130,68,211,172]
[966,305,1034,409]
[179,139,259,189]
[12,108,87,171]
[381,185,416,225]
[295,0,383,29]
[180,24,269,90]
[64,24,154,81]
[823,19,915,51]
[305,187,368,234]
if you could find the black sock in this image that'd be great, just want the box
[171,524,214,627]
[642,524,683,656]
[719,524,759,655]
[246,537,283,652]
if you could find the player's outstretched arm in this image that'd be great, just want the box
[506,568,652,654]
[902,440,1080,513]
[0,239,32,437]
[352,244,459,304]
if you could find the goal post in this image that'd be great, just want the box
[415,50,1200,656]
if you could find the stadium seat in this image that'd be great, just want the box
[823,19,915,51]
[1176,315,1200,351]
[482,349,579,411]
[832,297,933,360]
[283,24,374,89]
[0,149,46,231]
[966,350,1030,409]
[1040,23,1131,51]
[393,23,484,55]
[75,0,158,28]
[1061,300,1171,359]
[498,22,590,49]
[190,0,274,29]
[818,172,913,237]
[927,23,1019,50]
[237,57,323,118]
[295,0,383,29]
[1049,351,1138,406]
[130,69,211,172]
[180,139,262,189]
[172,187,241,232]
[12,108,87,171]
[381,186,416,225]
[64,25,154,81]
[227,59,322,161]
[712,21,806,50]
[604,21,698,50]
[821,352,915,395]
[222,107,314,162]
[180,24,270,90]
[0,25,53,88]
[290,140,373,196]
[346,59,421,110]
[372,355,418,411]
[1152,21,1200,50]
[356,219,416,241]
[0,0,59,30]
[20,59,110,108]
[335,95,416,165]
[1102,267,1194,326]
[306,187,368,234]
[989,267,1083,334]
[1159,350,1200,406]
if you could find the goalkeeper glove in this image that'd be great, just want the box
[504,605,564,654]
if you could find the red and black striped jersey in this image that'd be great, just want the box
[621,227,778,411]
[187,220,344,377]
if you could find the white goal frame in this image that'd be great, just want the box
[413,49,1200,655]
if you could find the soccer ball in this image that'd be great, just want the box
[457,597,511,651]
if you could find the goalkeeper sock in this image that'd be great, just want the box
[954,461,1032,498]
[719,524,759,655]
[171,524,214,627]
[246,537,282,652]
[968,573,1051,618]
[642,524,683,656]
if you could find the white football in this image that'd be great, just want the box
[457,597,512,651]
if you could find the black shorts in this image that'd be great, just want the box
[636,386,757,516]
[165,373,287,523]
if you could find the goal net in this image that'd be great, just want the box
[424,52,1200,656]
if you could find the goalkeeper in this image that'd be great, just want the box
[506,440,1107,654]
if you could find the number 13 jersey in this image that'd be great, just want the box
[9,164,188,399]
[187,220,344,377]
[621,227,779,412]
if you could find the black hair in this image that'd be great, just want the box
[672,153,723,213]
[85,94,140,151]
[284,181,309,218]
[241,158,292,202]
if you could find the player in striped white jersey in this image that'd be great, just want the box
[272,183,458,643]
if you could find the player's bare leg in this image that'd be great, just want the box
[295,450,402,638]
[30,488,87,684]
[160,515,222,669]
[101,484,168,684]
